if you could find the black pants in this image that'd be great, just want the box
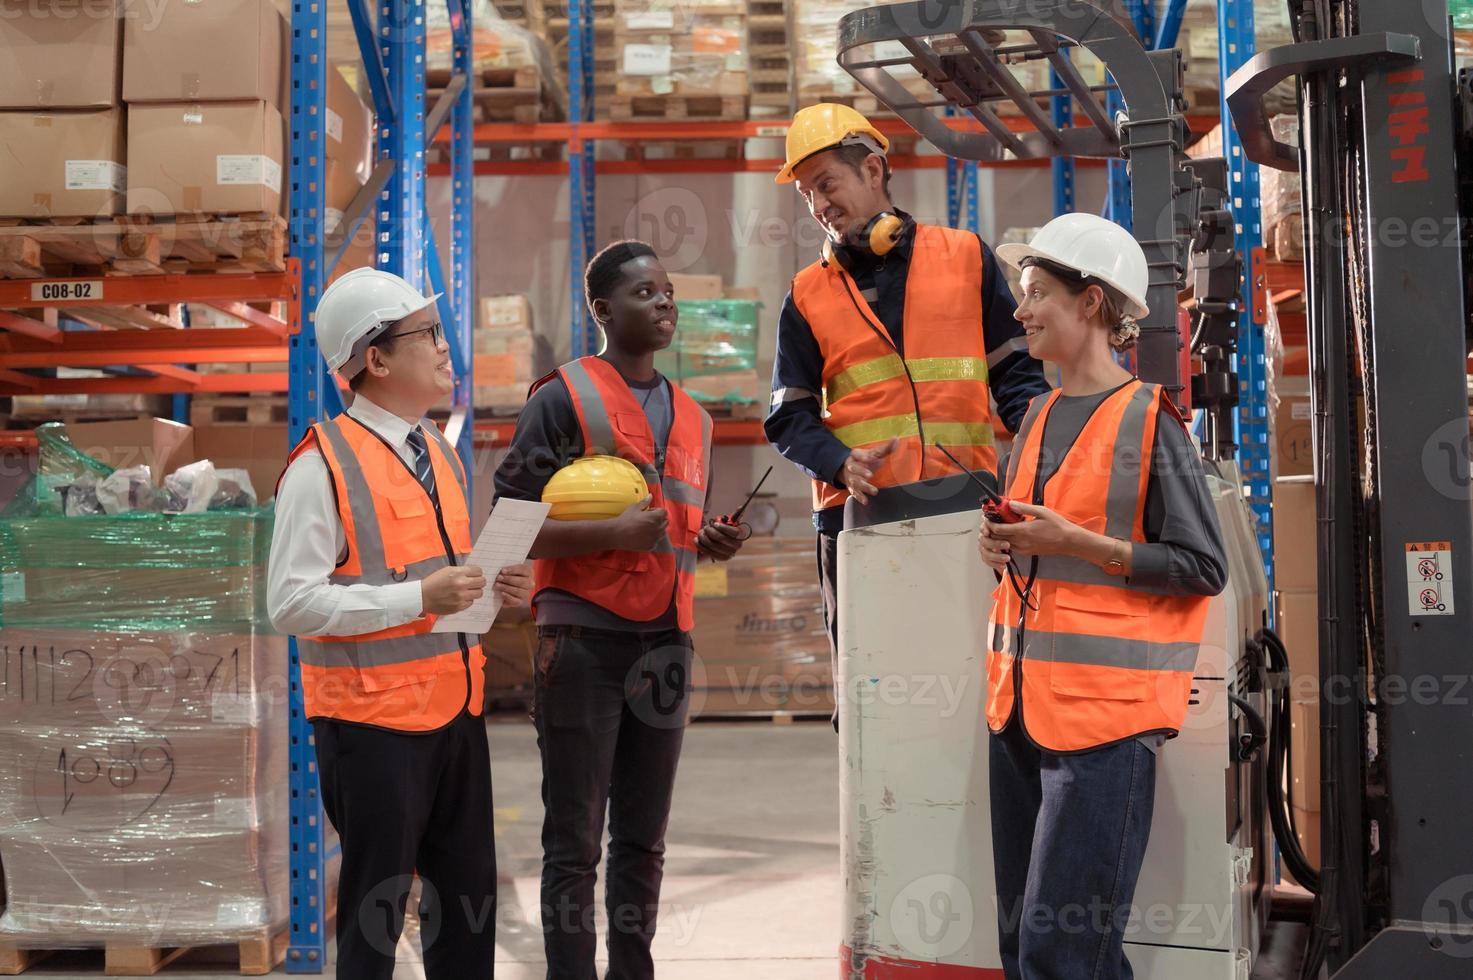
[818,531,840,729]
[314,712,497,980]
[533,625,692,980]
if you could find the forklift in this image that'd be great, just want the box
[828,1,1473,977]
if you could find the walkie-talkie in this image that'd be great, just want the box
[933,444,1024,524]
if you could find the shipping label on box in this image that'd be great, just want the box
[217,154,282,192]
[65,160,127,193]
[624,43,674,75]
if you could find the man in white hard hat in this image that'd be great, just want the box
[267,267,531,980]
[765,102,1052,727]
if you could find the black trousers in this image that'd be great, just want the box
[532,625,692,980]
[818,530,840,729]
[314,711,497,980]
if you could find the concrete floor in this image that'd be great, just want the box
[12,719,1312,979]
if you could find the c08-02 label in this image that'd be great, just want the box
[31,280,103,302]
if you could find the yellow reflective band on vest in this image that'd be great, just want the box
[825,355,991,405]
[830,414,996,449]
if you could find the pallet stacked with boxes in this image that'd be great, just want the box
[0,422,334,973]
[612,0,749,121]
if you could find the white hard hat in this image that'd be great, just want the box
[995,213,1150,319]
[315,268,442,376]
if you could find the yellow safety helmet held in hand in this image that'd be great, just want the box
[541,455,651,521]
[775,103,890,184]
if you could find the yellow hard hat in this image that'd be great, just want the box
[541,455,650,521]
[775,103,890,184]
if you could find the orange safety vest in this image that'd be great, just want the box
[287,414,485,733]
[985,381,1212,753]
[791,222,998,512]
[531,356,713,630]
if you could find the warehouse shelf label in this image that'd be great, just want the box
[753,125,788,137]
[31,280,103,302]
[1406,541,1455,616]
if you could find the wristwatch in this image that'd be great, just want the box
[1102,539,1127,576]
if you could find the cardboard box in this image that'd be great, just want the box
[324,156,366,232]
[0,0,122,108]
[0,110,126,218]
[1274,589,1319,704]
[1290,699,1321,813]
[1272,477,1317,592]
[127,101,284,216]
[0,629,288,729]
[191,422,288,502]
[1274,395,1313,476]
[689,538,832,717]
[668,273,724,300]
[1273,213,1304,263]
[1292,805,1321,867]
[326,65,374,183]
[481,294,534,332]
[63,416,195,486]
[123,0,287,108]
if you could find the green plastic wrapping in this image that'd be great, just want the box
[5,422,115,517]
[0,509,274,632]
[1456,0,1473,28]
[655,299,760,380]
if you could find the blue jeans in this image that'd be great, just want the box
[988,721,1158,980]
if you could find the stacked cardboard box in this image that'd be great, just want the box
[0,0,374,223]
[612,0,748,114]
[1261,114,1303,263]
[476,295,541,415]
[0,500,296,946]
[0,0,127,219]
[1272,473,1320,866]
[690,537,832,716]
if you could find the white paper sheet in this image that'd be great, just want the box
[432,498,551,634]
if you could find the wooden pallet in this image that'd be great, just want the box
[0,214,287,279]
[609,94,747,122]
[623,139,745,162]
[0,927,286,976]
[426,65,567,124]
[190,395,289,427]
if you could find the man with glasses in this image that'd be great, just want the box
[268,268,531,979]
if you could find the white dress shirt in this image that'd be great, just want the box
[266,395,429,637]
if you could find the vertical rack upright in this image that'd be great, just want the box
[1216,0,1273,580]
[569,0,599,356]
[286,0,478,968]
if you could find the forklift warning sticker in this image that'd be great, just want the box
[1406,542,1455,616]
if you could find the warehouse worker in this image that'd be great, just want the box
[493,239,743,980]
[267,268,532,980]
[765,102,1051,722]
[978,214,1228,980]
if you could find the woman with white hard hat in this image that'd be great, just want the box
[266,266,531,980]
[977,213,1230,980]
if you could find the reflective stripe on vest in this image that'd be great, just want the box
[792,223,998,513]
[293,413,485,732]
[985,381,1212,753]
[825,354,990,405]
[534,357,711,630]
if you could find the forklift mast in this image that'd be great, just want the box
[837,0,1473,976]
[1229,1,1473,976]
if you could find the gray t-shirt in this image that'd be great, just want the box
[493,365,684,631]
[1003,384,1228,596]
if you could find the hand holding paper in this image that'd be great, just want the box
[432,498,551,634]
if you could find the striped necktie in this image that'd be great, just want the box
[405,428,439,503]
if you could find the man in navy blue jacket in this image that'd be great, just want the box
[764,105,1051,723]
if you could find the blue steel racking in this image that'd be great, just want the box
[1215,0,1273,582]
[285,0,477,968]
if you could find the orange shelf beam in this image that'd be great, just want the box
[446,114,1219,146]
[0,371,287,397]
[429,155,1110,177]
[0,327,286,369]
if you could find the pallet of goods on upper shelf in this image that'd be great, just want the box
[1175,0,1295,114]
[610,0,749,121]
[427,0,568,126]
[0,0,375,279]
